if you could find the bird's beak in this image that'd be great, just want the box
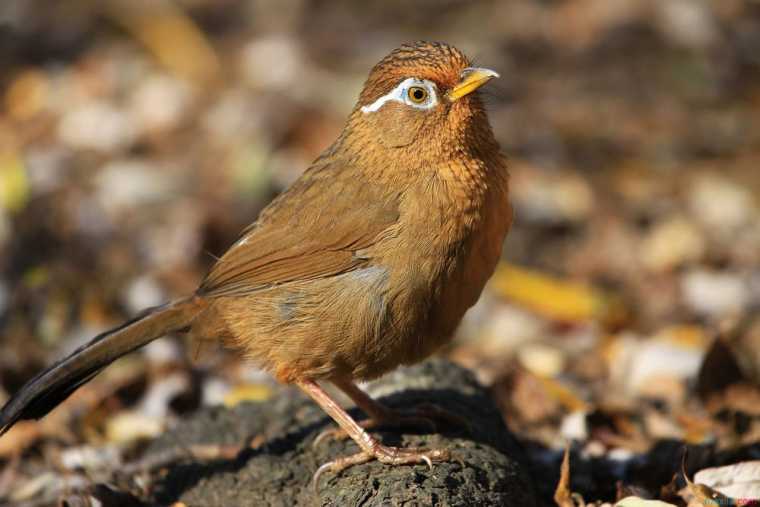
[447,67,500,102]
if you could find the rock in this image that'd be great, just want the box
[142,359,537,506]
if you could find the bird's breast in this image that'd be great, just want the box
[372,159,511,360]
[430,187,510,339]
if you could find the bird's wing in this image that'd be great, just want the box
[199,161,400,297]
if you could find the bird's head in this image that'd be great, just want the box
[346,41,500,166]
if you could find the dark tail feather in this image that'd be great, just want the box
[0,297,205,436]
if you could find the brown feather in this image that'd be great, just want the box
[191,41,512,383]
[199,159,401,296]
[0,42,512,445]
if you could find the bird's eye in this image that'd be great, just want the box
[360,78,438,114]
[407,86,428,104]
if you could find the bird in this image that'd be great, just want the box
[0,41,511,484]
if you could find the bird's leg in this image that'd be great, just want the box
[312,377,469,447]
[296,379,450,489]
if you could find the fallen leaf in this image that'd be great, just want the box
[554,446,574,507]
[698,332,747,403]
[223,383,272,407]
[681,450,740,506]
[103,0,220,83]
[538,375,590,413]
[0,151,29,212]
[105,411,164,443]
[554,446,585,507]
[694,461,760,502]
[615,498,677,506]
[490,263,626,326]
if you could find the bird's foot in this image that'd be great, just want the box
[312,443,450,491]
[313,402,467,448]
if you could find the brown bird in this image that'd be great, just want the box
[0,41,511,483]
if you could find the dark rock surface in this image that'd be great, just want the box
[145,359,537,506]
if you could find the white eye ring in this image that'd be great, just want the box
[361,78,438,113]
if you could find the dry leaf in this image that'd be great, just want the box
[103,0,220,83]
[554,446,573,507]
[490,263,626,326]
[615,498,677,507]
[694,461,760,502]
[223,383,273,407]
[554,446,585,507]
[682,451,737,506]
[698,335,747,403]
[538,376,590,413]
[105,411,164,443]
[0,151,29,212]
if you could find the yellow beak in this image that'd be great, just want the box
[447,67,500,101]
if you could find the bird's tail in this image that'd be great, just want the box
[0,296,206,436]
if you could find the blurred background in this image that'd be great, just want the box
[1,0,759,504]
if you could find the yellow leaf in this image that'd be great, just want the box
[538,376,590,413]
[224,384,273,407]
[490,263,626,326]
[105,411,164,443]
[654,325,708,349]
[104,0,220,84]
[615,498,677,506]
[0,152,29,212]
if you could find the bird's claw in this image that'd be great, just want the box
[313,402,467,448]
[313,413,435,448]
[312,444,450,493]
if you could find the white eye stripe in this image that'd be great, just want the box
[361,78,438,114]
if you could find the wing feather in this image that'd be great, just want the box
[199,161,399,297]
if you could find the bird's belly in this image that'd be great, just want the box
[210,266,406,382]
